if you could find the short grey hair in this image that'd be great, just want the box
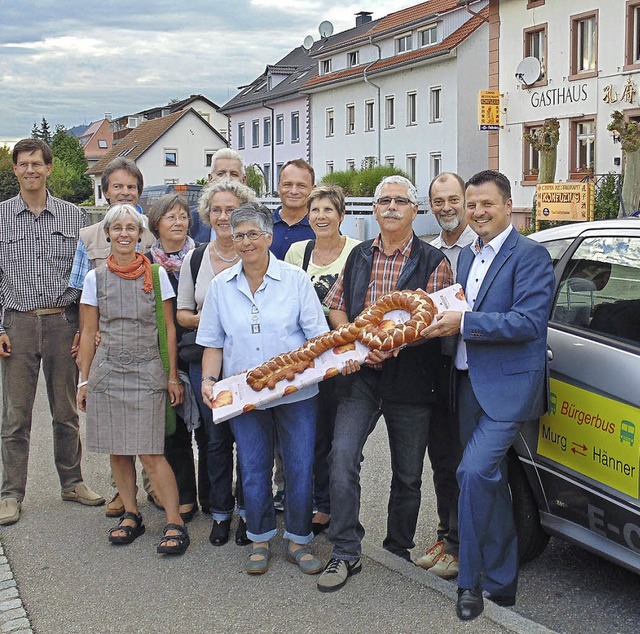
[374,175,418,204]
[103,204,145,234]
[147,193,191,238]
[210,148,245,176]
[230,203,274,236]
[197,180,257,227]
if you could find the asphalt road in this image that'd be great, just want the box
[1,374,638,633]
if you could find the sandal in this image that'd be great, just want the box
[108,512,145,545]
[156,523,190,556]
[286,543,323,575]
[245,546,270,575]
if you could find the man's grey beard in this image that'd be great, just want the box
[437,214,461,232]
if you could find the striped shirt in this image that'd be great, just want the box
[0,192,85,333]
[325,232,453,312]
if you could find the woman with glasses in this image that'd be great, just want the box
[176,180,256,547]
[145,194,202,523]
[284,184,360,535]
[197,203,328,575]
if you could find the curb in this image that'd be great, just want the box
[0,543,33,634]
[362,539,558,634]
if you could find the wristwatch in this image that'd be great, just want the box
[202,375,218,383]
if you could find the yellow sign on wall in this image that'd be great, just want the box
[536,182,595,222]
[478,90,501,130]
[538,379,639,498]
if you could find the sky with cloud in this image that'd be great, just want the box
[0,0,417,145]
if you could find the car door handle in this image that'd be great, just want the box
[547,348,553,361]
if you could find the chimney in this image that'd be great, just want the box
[105,112,112,121]
[355,11,373,27]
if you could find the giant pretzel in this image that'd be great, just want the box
[246,289,436,392]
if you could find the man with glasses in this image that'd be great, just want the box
[317,175,453,592]
[0,139,104,526]
[416,172,476,580]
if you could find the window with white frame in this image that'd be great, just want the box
[420,24,438,46]
[348,51,359,67]
[625,1,640,68]
[291,111,300,143]
[326,108,335,137]
[571,117,595,175]
[430,86,442,123]
[571,11,597,76]
[430,152,442,180]
[346,104,355,134]
[525,25,547,82]
[326,161,334,174]
[385,95,395,128]
[205,150,215,167]
[252,119,259,147]
[395,33,413,54]
[97,139,108,149]
[276,162,284,183]
[365,100,374,132]
[275,114,284,144]
[263,163,272,194]
[407,92,417,126]
[320,59,332,75]
[406,154,417,184]
[523,123,542,180]
[346,158,356,171]
[237,122,245,149]
[263,117,272,146]
[165,149,177,166]
[385,155,395,167]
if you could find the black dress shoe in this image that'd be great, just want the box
[180,506,197,523]
[209,519,231,546]
[312,518,330,535]
[456,587,484,621]
[235,518,251,546]
[486,593,516,607]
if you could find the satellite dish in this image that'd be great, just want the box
[515,57,542,86]
[318,20,334,38]
[302,35,314,51]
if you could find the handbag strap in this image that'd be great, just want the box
[190,243,209,284]
[301,240,315,272]
[151,264,176,436]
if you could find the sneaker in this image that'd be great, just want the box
[416,540,445,570]
[317,557,362,592]
[273,490,285,512]
[429,553,459,579]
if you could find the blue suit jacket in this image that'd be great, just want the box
[457,227,555,422]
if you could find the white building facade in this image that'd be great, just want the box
[304,0,490,197]
[498,0,640,215]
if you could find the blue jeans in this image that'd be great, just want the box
[328,369,432,562]
[189,362,244,521]
[230,397,317,544]
[457,372,521,596]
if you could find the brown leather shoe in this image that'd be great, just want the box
[105,492,125,518]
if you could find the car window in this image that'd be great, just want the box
[539,238,574,267]
[551,236,640,346]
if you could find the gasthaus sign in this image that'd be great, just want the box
[536,182,595,222]
[539,378,639,498]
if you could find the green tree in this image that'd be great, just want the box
[0,145,19,201]
[608,110,640,216]
[245,165,265,197]
[50,126,93,204]
[31,117,52,144]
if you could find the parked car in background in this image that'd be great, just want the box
[510,219,640,575]
[139,184,207,241]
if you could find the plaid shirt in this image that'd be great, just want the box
[0,192,85,334]
[325,232,453,312]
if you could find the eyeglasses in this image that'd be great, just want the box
[15,161,46,171]
[375,196,412,207]
[231,230,267,242]
[210,207,236,216]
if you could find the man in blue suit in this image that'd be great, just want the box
[421,170,555,620]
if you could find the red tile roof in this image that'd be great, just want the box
[87,110,188,175]
[367,0,467,36]
[303,6,487,90]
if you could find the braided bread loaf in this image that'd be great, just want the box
[245,290,436,391]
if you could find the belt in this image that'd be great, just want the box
[27,307,66,316]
